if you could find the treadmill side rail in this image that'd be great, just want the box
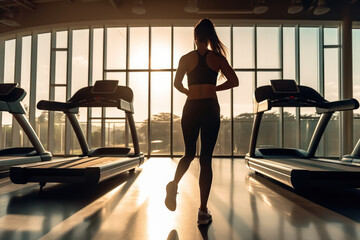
[245,156,360,189]
[245,156,294,188]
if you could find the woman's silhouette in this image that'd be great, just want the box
[165,18,239,224]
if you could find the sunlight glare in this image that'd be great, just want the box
[151,27,171,69]
[136,158,177,240]
[0,214,45,231]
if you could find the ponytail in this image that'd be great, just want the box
[194,19,227,58]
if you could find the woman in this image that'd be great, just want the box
[165,18,239,225]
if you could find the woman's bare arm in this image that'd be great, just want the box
[174,56,189,96]
[215,56,239,92]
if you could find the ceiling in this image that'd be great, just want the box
[0,0,359,35]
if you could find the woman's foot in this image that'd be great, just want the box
[165,181,178,211]
[197,208,212,225]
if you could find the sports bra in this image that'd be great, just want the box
[187,50,218,86]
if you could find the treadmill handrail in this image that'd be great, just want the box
[316,99,359,113]
[37,100,78,113]
[0,88,27,114]
[253,85,359,113]
[37,98,133,113]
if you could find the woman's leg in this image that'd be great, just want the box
[166,101,200,211]
[173,103,200,184]
[198,102,220,211]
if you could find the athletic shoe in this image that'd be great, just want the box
[165,181,178,211]
[197,208,212,225]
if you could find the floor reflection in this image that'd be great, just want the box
[0,171,140,240]
[0,158,359,240]
[246,172,359,240]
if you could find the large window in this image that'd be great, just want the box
[353,28,360,148]
[0,23,346,158]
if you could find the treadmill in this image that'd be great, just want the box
[0,83,51,175]
[10,80,145,189]
[342,138,360,164]
[245,79,360,190]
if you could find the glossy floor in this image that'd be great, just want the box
[0,158,360,240]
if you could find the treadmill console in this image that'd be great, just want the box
[270,79,299,94]
[92,80,119,94]
[0,83,17,96]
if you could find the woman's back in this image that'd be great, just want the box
[186,50,221,75]
[183,49,222,100]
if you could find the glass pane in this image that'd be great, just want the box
[90,119,101,148]
[257,71,281,87]
[105,72,126,85]
[299,28,319,90]
[299,28,320,149]
[300,113,319,151]
[92,28,104,83]
[70,119,86,155]
[71,107,88,155]
[233,27,254,69]
[106,27,126,70]
[105,106,125,118]
[56,31,68,48]
[92,107,102,118]
[4,39,15,83]
[151,72,171,155]
[322,114,339,157]
[283,27,296,80]
[323,48,340,157]
[353,29,360,145]
[55,51,67,84]
[72,29,89,95]
[173,71,187,155]
[256,27,280,69]
[284,108,298,149]
[233,72,254,155]
[54,86,66,101]
[215,27,231,62]
[214,81,231,155]
[1,113,12,148]
[20,36,32,147]
[129,27,149,69]
[78,108,87,122]
[129,72,149,155]
[151,27,171,69]
[257,108,280,148]
[324,48,339,101]
[324,27,339,46]
[21,36,32,115]
[105,75,126,119]
[173,27,193,69]
[105,119,126,147]
[53,87,66,154]
[36,33,51,149]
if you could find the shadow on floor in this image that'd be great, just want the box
[246,172,360,239]
[2,170,141,240]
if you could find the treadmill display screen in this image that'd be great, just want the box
[270,79,299,93]
[92,80,119,94]
[0,83,17,96]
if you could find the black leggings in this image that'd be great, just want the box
[173,98,220,210]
